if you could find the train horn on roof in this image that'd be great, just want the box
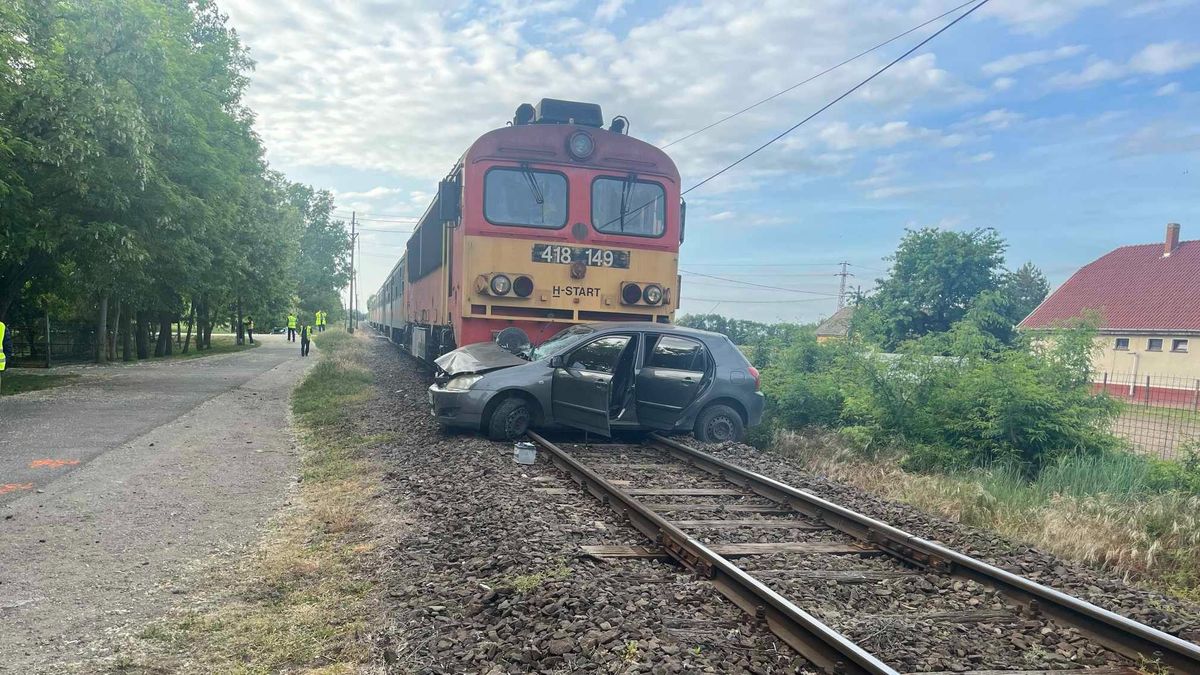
[513,103,536,126]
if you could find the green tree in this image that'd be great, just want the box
[854,228,1007,350]
[1001,261,1049,322]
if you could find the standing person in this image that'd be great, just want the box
[244,316,255,344]
[300,324,310,357]
[319,310,327,332]
[314,310,322,333]
[286,312,297,342]
[0,318,9,395]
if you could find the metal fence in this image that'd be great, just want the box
[6,321,177,366]
[1095,371,1200,460]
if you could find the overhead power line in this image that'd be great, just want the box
[682,296,835,304]
[680,269,838,296]
[660,0,979,149]
[333,210,420,220]
[355,227,414,234]
[683,0,991,196]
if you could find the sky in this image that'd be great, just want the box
[218,0,1200,325]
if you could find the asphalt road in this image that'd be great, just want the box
[0,334,314,671]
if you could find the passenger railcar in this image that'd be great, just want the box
[369,98,683,361]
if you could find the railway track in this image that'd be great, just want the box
[527,431,1200,674]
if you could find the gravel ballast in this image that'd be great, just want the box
[358,334,1200,672]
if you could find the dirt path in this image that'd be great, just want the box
[0,335,313,671]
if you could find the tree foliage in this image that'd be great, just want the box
[0,0,348,359]
[852,228,1047,351]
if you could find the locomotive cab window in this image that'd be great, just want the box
[592,177,665,237]
[484,168,568,228]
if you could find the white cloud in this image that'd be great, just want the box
[334,186,404,201]
[817,120,939,151]
[967,151,994,163]
[1122,0,1198,17]
[967,108,1023,130]
[982,45,1087,75]
[1049,41,1200,88]
[218,0,980,183]
[979,0,1107,33]
[1156,81,1182,95]
[992,77,1015,91]
[594,0,628,22]
[1119,122,1200,156]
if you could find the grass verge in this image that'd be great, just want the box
[0,371,79,396]
[167,334,257,360]
[771,429,1200,602]
[117,328,398,673]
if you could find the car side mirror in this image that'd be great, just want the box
[438,179,460,222]
[548,355,565,369]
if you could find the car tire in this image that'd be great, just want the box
[487,397,532,441]
[694,404,744,443]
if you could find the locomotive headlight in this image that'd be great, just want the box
[567,131,594,160]
[621,283,642,305]
[513,275,534,298]
[490,274,512,295]
[642,284,664,305]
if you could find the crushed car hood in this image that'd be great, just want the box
[434,341,529,377]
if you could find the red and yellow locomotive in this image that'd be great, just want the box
[369,99,683,360]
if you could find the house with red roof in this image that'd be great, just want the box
[1020,223,1200,401]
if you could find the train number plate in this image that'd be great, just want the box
[532,244,630,268]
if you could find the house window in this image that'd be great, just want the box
[1114,337,1129,351]
[1147,338,1163,352]
[1172,339,1189,353]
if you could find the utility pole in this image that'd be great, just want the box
[835,261,854,310]
[348,212,358,334]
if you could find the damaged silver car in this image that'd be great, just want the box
[428,322,764,442]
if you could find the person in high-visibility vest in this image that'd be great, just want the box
[314,310,322,333]
[287,313,297,342]
[319,310,327,332]
[0,319,9,394]
[244,316,255,344]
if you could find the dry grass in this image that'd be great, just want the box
[112,329,402,673]
[771,429,1200,601]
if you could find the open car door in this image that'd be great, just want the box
[636,335,707,430]
[551,334,632,436]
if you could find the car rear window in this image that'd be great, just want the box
[646,335,707,372]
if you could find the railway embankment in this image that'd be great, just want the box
[111,332,1200,672]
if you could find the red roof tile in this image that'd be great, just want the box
[1020,239,1200,331]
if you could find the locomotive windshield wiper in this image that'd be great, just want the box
[520,164,544,205]
[617,172,636,232]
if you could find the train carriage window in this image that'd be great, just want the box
[592,177,665,237]
[484,168,568,228]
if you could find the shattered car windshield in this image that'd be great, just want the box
[530,325,595,361]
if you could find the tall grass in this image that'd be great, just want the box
[772,430,1200,600]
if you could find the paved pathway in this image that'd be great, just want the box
[0,334,313,671]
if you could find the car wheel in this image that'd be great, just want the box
[487,397,532,441]
[694,404,744,443]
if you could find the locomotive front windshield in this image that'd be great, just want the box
[592,177,665,237]
[485,168,568,228]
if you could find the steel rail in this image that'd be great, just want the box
[526,431,897,675]
[650,433,1200,673]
